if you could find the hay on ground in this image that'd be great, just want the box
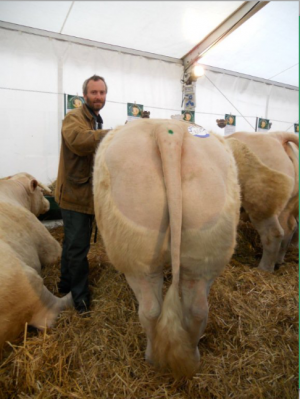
[0,221,298,398]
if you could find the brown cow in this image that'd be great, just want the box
[226,132,299,272]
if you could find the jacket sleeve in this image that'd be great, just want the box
[62,112,110,156]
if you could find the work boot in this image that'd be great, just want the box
[57,282,71,294]
[75,300,90,316]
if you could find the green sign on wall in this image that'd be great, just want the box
[127,103,144,118]
[257,118,270,130]
[64,94,85,115]
[225,114,236,127]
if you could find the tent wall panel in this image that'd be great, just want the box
[195,70,298,134]
[0,28,183,182]
[0,28,298,183]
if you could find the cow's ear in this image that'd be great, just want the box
[30,179,38,192]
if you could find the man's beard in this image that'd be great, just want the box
[85,97,105,113]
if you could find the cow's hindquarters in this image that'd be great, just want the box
[93,120,240,378]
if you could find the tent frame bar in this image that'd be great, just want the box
[201,64,298,91]
[0,21,297,91]
[183,1,269,72]
[0,21,182,65]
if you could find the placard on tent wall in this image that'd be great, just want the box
[0,28,182,183]
[0,28,298,183]
[127,103,144,122]
[65,94,85,115]
[195,70,298,135]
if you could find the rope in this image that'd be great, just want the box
[204,73,255,130]
[0,85,297,128]
[60,2,75,34]
[285,120,299,132]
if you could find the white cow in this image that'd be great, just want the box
[93,119,240,377]
[0,173,60,274]
[0,172,50,216]
[0,240,72,348]
[226,132,299,272]
[0,173,73,348]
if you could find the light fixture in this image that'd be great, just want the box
[183,64,205,85]
[193,64,205,78]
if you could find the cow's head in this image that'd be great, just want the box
[28,178,50,216]
[8,173,51,216]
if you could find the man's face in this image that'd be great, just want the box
[185,113,191,121]
[261,121,266,128]
[84,80,107,114]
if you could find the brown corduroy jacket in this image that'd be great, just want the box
[55,104,109,214]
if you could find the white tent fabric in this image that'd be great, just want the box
[0,1,298,85]
[0,1,244,58]
[195,70,298,135]
[0,28,183,183]
[0,1,298,184]
[199,1,299,86]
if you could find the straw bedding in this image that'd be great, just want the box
[0,221,298,398]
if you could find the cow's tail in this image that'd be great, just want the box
[269,132,299,149]
[152,122,199,378]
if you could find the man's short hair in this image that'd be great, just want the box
[82,75,108,95]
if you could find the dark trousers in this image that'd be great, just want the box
[60,208,94,309]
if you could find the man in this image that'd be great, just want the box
[55,75,110,314]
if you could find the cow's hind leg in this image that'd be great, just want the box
[125,271,163,363]
[290,221,299,248]
[277,211,298,265]
[251,215,284,272]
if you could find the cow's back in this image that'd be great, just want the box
[228,132,295,179]
[94,119,239,275]
[96,120,232,229]
[181,130,232,231]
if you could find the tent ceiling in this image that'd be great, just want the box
[0,1,298,87]
[198,1,299,87]
[0,1,244,58]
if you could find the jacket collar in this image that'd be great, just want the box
[82,103,103,129]
[84,104,103,124]
[82,103,95,121]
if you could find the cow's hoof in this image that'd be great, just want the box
[145,353,155,365]
[145,348,154,365]
[274,263,282,271]
[257,264,274,272]
[145,350,154,365]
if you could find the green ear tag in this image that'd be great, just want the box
[168,130,174,134]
